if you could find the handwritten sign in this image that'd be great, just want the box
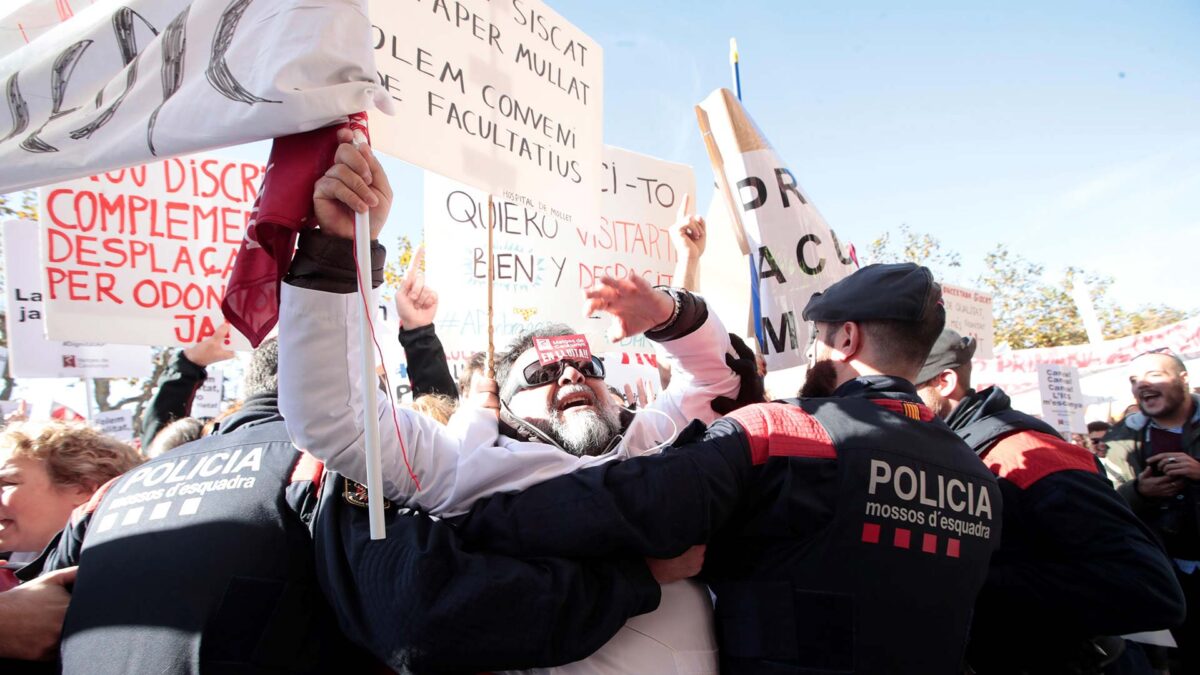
[1038,364,1085,436]
[369,0,602,218]
[38,153,263,348]
[0,0,375,194]
[696,88,857,371]
[3,219,152,378]
[190,368,225,419]
[424,145,693,354]
[943,283,995,359]
[93,408,135,442]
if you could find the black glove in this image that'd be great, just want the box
[710,334,766,415]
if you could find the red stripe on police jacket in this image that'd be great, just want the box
[290,452,325,493]
[70,476,119,526]
[982,430,1099,489]
[726,403,835,465]
[870,398,937,422]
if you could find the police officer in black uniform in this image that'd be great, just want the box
[453,263,1003,674]
[34,339,372,674]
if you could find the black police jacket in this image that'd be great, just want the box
[311,471,662,673]
[946,387,1185,673]
[456,375,1002,674]
[41,395,372,674]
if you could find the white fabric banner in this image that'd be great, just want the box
[423,145,694,356]
[38,152,262,348]
[369,0,602,217]
[0,0,377,193]
[696,88,858,371]
[3,219,151,378]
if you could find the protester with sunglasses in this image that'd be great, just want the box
[278,131,755,672]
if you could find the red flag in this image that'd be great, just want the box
[51,402,85,422]
[222,113,369,346]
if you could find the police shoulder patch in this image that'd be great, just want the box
[727,402,835,465]
[342,479,393,510]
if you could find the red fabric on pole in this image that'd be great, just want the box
[222,113,369,346]
[50,402,84,422]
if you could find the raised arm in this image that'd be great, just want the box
[139,325,233,447]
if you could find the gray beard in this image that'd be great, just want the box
[543,404,623,457]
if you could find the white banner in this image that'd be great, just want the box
[942,283,995,360]
[1038,363,1086,436]
[423,145,693,355]
[369,0,602,218]
[38,152,262,348]
[93,407,134,441]
[0,0,376,193]
[696,88,857,371]
[3,219,151,378]
[190,366,223,418]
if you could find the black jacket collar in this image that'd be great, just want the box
[211,393,282,435]
[831,375,923,402]
[944,385,1009,432]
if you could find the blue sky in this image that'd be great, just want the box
[380,0,1198,312]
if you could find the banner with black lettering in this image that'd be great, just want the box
[0,0,377,193]
[696,88,858,370]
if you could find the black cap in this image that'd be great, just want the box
[803,263,939,323]
[915,329,977,384]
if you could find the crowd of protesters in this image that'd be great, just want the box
[0,133,1196,674]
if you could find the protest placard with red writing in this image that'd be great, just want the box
[39,153,265,348]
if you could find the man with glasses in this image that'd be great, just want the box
[277,131,749,672]
[912,330,1184,673]
[1106,350,1200,672]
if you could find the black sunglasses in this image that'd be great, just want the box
[511,356,606,394]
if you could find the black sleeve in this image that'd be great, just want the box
[316,478,660,672]
[457,418,752,559]
[26,514,90,580]
[975,470,1186,637]
[139,350,207,448]
[399,324,458,400]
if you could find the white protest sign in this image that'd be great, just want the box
[369,0,602,218]
[942,283,995,359]
[0,0,376,194]
[38,152,263,348]
[190,367,224,419]
[1038,363,1086,436]
[0,345,7,377]
[3,219,152,378]
[696,89,858,371]
[424,145,694,355]
[93,408,134,441]
[599,351,661,402]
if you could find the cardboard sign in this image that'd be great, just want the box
[190,368,224,419]
[533,334,591,366]
[942,283,995,360]
[424,145,693,354]
[1038,363,1086,436]
[696,89,857,371]
[0,0,375,194]
[369,0,603,220]
[93,408,135,441]
[3,220,152,378]
[38,153,263,348]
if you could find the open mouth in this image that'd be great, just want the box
[1139,391,1163,405]
[556,388,595,412]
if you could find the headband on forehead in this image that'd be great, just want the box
[533,334,592,366]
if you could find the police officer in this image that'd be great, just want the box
[914,330,1185,674]
[35,339,372,673]
[453,263,1003,674]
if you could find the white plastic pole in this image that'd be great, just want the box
[352,129,385,540]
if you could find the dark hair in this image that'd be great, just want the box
[244,337,279,397]
[495,324,577,401]
[1133,348,1188,374]
[1086,420,1111,433]
[147,417,204,458]
[858,282,947,374]
[457,351,488,397]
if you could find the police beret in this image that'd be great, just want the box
[915,329,977,384]
[802,263,939,323]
